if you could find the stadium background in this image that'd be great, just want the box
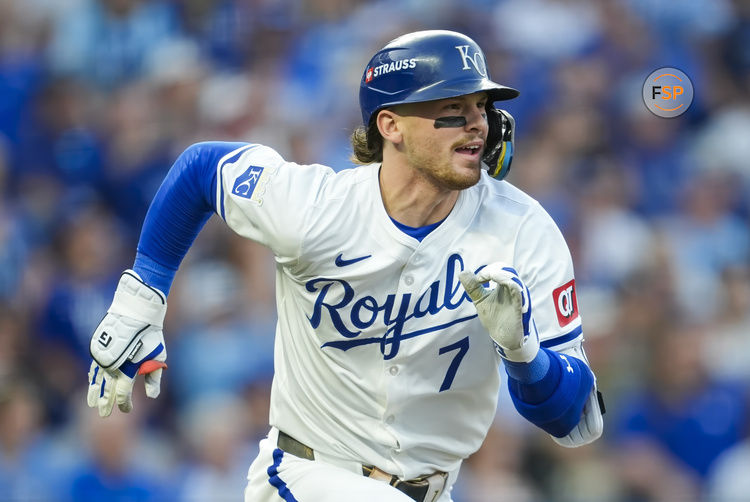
[1,0,749,500]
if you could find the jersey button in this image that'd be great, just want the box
[385,415,395,425]
[389,366,399,376]
[404,276,414,286]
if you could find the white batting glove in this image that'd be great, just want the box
[459,264,539,363]
[87,270,168,417]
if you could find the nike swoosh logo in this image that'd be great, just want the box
[335,253,372,267]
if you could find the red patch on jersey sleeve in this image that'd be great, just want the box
[552,279,579,327]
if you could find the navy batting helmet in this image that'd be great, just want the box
[359,30,519,180]
[359,30,519,126]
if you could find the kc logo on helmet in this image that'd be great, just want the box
[455,45,487,77]
[552,279,579,327]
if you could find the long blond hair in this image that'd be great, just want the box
[350,124,383,165]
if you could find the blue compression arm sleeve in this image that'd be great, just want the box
[133,142,249,295]
[505,347,594,437]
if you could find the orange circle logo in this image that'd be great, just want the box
[642,67,693,118]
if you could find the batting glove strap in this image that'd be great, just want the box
[90,270,167,369]
[107,270,167,327]
[119,342,166,378]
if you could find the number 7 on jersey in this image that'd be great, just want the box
[438,336,470,392]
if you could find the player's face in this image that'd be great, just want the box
[395,92,489,190]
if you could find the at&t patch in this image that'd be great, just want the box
[552,279,579,327]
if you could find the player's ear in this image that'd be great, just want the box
[376,109,403,145]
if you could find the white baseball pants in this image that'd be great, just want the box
[244,428,456,502]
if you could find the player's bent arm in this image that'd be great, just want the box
[459,262,602,446]
[505,200,603,446]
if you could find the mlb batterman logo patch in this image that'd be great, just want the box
[552,279,579,327]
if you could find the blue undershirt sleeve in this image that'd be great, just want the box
[133,142,249,295]
[504,347,594,438]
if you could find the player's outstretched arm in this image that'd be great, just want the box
[87,142,249,416]
[460,264,602,446]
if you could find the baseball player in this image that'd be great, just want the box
[87,30,603,502]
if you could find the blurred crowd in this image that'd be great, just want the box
[1,0,749,500]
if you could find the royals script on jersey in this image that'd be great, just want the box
[214,143,584,480]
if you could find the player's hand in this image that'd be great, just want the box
[459,264,539,362]
[87,270,168,417]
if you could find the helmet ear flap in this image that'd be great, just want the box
[482,108,515,180]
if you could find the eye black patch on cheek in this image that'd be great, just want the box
[433,116,467,128]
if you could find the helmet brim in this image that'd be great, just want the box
[367,79,519,126]
[436,79,520,104]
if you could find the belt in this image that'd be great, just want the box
[277,431,447,502]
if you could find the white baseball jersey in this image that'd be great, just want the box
[215,143,584,480]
